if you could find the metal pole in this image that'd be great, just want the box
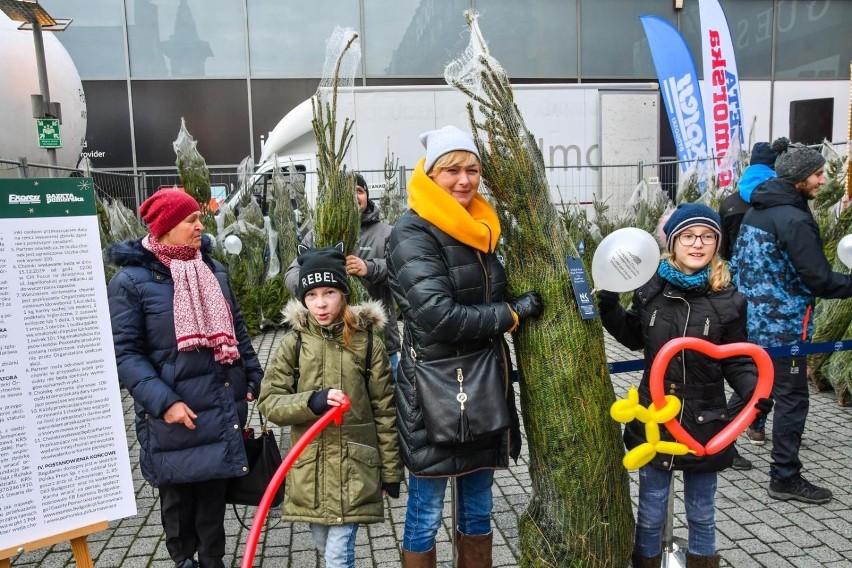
[17,157,29,179]
[398,165,407,199]
[450,477,459,568]
[661,473,686,568]
[31,21,58,176]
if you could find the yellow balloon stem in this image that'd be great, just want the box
[645,422,660,444]
[628,385,639,404]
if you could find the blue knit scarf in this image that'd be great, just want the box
[657,259,710,290]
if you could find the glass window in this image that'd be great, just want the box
[40,0,127,79]
[477,0,577,78]
[248,0,359,78]
[774,0,852,79]
[126,0,246,78]
[365,0,470,77]
[580,0,675,79]
[131,80,249,166]
[680,0,773,80]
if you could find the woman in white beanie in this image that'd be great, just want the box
[386,125,543,567]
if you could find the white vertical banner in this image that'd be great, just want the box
[700,0,745,189]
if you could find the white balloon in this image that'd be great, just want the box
[837,235,852,269]
[591,228,660,292]
[224,235,243,255]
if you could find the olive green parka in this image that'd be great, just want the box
[258,299,403,525]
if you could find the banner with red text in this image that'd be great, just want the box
[700,0,745,189]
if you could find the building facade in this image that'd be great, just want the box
[37,0,852,171]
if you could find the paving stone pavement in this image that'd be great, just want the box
[8,329,852,567]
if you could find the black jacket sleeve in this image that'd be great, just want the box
[597,291,644,351]
[783,215,852,300]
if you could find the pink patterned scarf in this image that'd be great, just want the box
[143,235,241,364]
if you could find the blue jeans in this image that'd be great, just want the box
[309,523,358,568]
[388,351,400,381]
[403,469,494,553]
[634,466,717,557]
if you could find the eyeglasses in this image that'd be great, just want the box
[677,232,717,246]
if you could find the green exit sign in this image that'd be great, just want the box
[36,118,61,148]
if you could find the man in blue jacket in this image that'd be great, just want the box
[720,141,780,471]
[718,141,780,261]
[733,140,852,504]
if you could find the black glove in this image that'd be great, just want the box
[382,482,400,499]
[308,388,331,416]
[509,291,543,321]
[597,290,620,307]
[755,397,774,420]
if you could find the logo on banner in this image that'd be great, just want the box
[708,29,742,188]
[46,193,86,204]
[662,73,707,162]
[9,194,41,205]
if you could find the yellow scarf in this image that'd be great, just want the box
[407,159,501,253]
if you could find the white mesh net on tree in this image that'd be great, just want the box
[445,11,633,567]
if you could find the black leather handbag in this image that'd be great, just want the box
[225,419,284,508]
[413,343,511,446]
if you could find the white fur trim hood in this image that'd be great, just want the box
[281,298,388,332]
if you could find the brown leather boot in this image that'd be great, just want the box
[456,530,492,568]
[685,552,721,567]
[401,546,436,568]
[631,553,662,568]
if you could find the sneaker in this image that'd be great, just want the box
[768,475,833,504]
[732,454,753,470]
[745,427,765,445]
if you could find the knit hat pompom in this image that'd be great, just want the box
[749,142,779,167]
[139,189,201,239]
[770,137,790,155]
[297,243,350,305]
[659,202,722,252]
[419,125,480,173]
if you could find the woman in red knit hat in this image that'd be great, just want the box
[107,189,263,568]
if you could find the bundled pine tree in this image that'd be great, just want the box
[173,117,215,235]
[379,142,405,226]
[310,26,366,302]
[446,12,633,567]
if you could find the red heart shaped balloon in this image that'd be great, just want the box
[649,337,774,457]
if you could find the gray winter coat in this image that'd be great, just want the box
[285,200,400,354]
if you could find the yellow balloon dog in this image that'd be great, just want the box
[609,385,696,470]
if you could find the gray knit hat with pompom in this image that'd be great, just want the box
[772,137,825,183]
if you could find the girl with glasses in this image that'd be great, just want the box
[597,203,769,568]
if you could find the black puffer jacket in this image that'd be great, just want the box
[599,272,757,473]
[387,211,520,476]
[108,235,263,486]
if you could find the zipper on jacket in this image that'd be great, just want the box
[477,250,511,460]
[703,317,710,336]
[649,309,657,327]
[663,289,691,472]
[475,251,490,303]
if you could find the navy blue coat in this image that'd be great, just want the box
[733,177,852,347]
[107,236,263,486]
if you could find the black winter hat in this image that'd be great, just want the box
[749,142,778,168]
[355,173,368,198]
[661,202,722,252]
[772,137,825,183]
[297,243,350,304]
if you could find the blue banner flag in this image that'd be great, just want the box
[640,15,708,175]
